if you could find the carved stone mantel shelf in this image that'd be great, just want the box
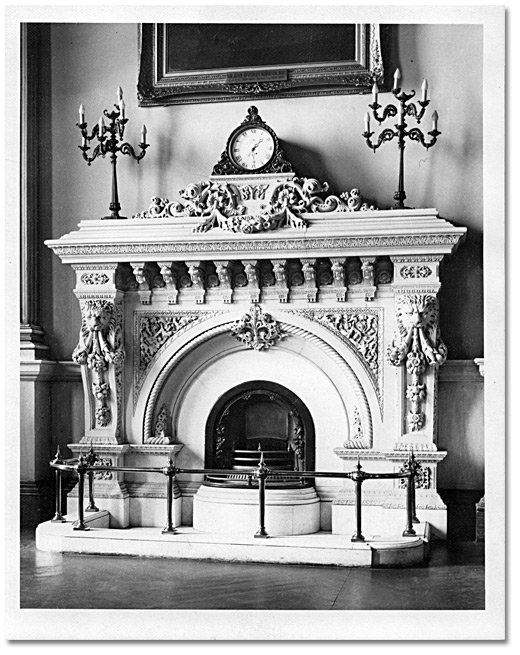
[45,208,466,264]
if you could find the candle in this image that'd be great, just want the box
[432,111,438,131]
[364,112,370,132]
[141,124,147,144]
[119,99,126,119]
[421,79,428,102]
[79,104,85,123]
[117,86,123,101]
[372,81,378,104]
[98,116,104,137]
[393,68,401,90]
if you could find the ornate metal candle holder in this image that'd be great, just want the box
[362,73,441,209]
[76,90,149,219]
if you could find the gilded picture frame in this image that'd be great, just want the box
[137,23,385,106]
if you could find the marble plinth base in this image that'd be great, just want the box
[35,514,430,568]
[332,492,447,539]
[193,484,321,536]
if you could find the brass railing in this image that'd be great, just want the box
[49,447,422,542]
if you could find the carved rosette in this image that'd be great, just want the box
[72,297,125,438]
[387,294,447,434]
[230,304,286,351]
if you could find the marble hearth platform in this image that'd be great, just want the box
[36,514,430,568]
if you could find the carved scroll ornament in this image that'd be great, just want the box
[132,178,376,233]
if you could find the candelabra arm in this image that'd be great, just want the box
[406,100,429,123]
[78,142,106,166]
[363,127,398,152]
[407,127,441,150]
[119,141,149,163]
[369,102,397,124]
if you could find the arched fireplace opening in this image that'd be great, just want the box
[204,381,315,488]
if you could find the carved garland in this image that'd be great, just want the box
[72,299,125,429]
[386,294,447,433]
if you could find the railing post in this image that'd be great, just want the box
[401,453,418,537]
[162,457,177,535]
[254,451,269,538]
[50,447,65,523]
[85,445,99,513]
[351,458,366,542]
[72,454,89,531]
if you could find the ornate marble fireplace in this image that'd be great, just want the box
[45,175,466,538]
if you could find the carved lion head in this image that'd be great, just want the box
[396,294,438,332]
[83,299,114,333]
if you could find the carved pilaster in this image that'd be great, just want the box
[157,262,179,305]
[272,260,288,303]
[387,286,447,447]
[243,260,260,303]
[186,261,206,304]
[73,270,124,444]
[215,261,233,304]
[130,262,151,305]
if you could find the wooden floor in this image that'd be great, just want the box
[19,530,485,611]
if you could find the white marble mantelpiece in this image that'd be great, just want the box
[45,207,466,536]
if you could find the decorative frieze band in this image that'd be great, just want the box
[49,233,463,259]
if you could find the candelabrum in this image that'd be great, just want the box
[76,88,149,219]
[362,70,441,209]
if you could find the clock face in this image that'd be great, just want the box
[229,126,275,172]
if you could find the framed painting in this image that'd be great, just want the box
[137,23,386,106]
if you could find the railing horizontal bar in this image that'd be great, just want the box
[50,462,414,480]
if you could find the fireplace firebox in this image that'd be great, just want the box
[204,381,315,487]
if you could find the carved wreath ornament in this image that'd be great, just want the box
[230,304,286,351]
[132,177,376,234]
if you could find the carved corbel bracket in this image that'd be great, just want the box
[360,257,376,302]
[243,260,260,303]
[186,261,206,304]
[272,260,289,303]
[301,258,317,303]
[215,260,233,304]
[157,261,179,305]
[330,258,347,302]
[130,262,152,305]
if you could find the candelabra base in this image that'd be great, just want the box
[102,215,127,220]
